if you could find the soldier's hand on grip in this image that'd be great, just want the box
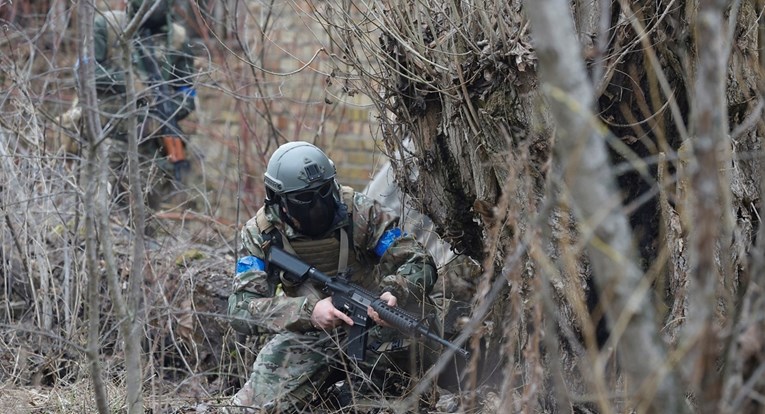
[368,291,397,328]
[311,296,354,329]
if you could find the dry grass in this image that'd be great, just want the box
[0,379,237,414]
[0,382,126,414]
[0,2,408,411]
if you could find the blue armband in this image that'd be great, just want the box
[178,85,197,97]
[236,255,265,274]
[374,227,403,257]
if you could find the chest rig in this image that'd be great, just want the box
[255,186,376,298]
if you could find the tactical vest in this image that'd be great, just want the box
[255,186,435,354]
[255,186,375,291]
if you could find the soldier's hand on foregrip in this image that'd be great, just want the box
[311,296,354,330]
[368,291,396,328]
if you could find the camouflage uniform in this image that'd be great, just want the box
[227,187,437,413]
[93,6,196,209]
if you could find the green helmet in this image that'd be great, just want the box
[265,141,341,237]
[265,141,336,199]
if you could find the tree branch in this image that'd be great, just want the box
[524,0,683,411]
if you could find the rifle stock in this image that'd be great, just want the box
[268,246,471,361]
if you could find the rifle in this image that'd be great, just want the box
[135,29,190,182]
[268,246,471,361]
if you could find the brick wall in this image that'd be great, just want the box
[189,0,383,218]
[244,0,381,191]
[81,1,383,217]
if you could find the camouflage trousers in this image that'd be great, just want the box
[99,94,181,211]
[228,327,432,414]
[107,137,175,211]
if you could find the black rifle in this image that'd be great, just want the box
[135,29,190,182]
[268,246,471,361]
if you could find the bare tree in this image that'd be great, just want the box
[75,1,111,412]
[76,0,164,412]
[682,0,733,411]
[311,0,765,412]
[6,0,765,412]
[525,0,681,411]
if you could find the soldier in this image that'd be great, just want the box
[92,0,197,210]
[227,141,438,413]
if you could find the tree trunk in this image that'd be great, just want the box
[526,0,682,411]
[320,0,765,411]
[76,0,110,412]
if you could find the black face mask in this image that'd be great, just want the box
[283,181,339,237]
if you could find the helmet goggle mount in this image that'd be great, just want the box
[284,179,335,205]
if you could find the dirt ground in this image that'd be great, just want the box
[0,383,231,413]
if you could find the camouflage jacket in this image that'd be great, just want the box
[93,10,196,121]
[228,186,437,335]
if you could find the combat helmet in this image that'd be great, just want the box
[264,141,341,237]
